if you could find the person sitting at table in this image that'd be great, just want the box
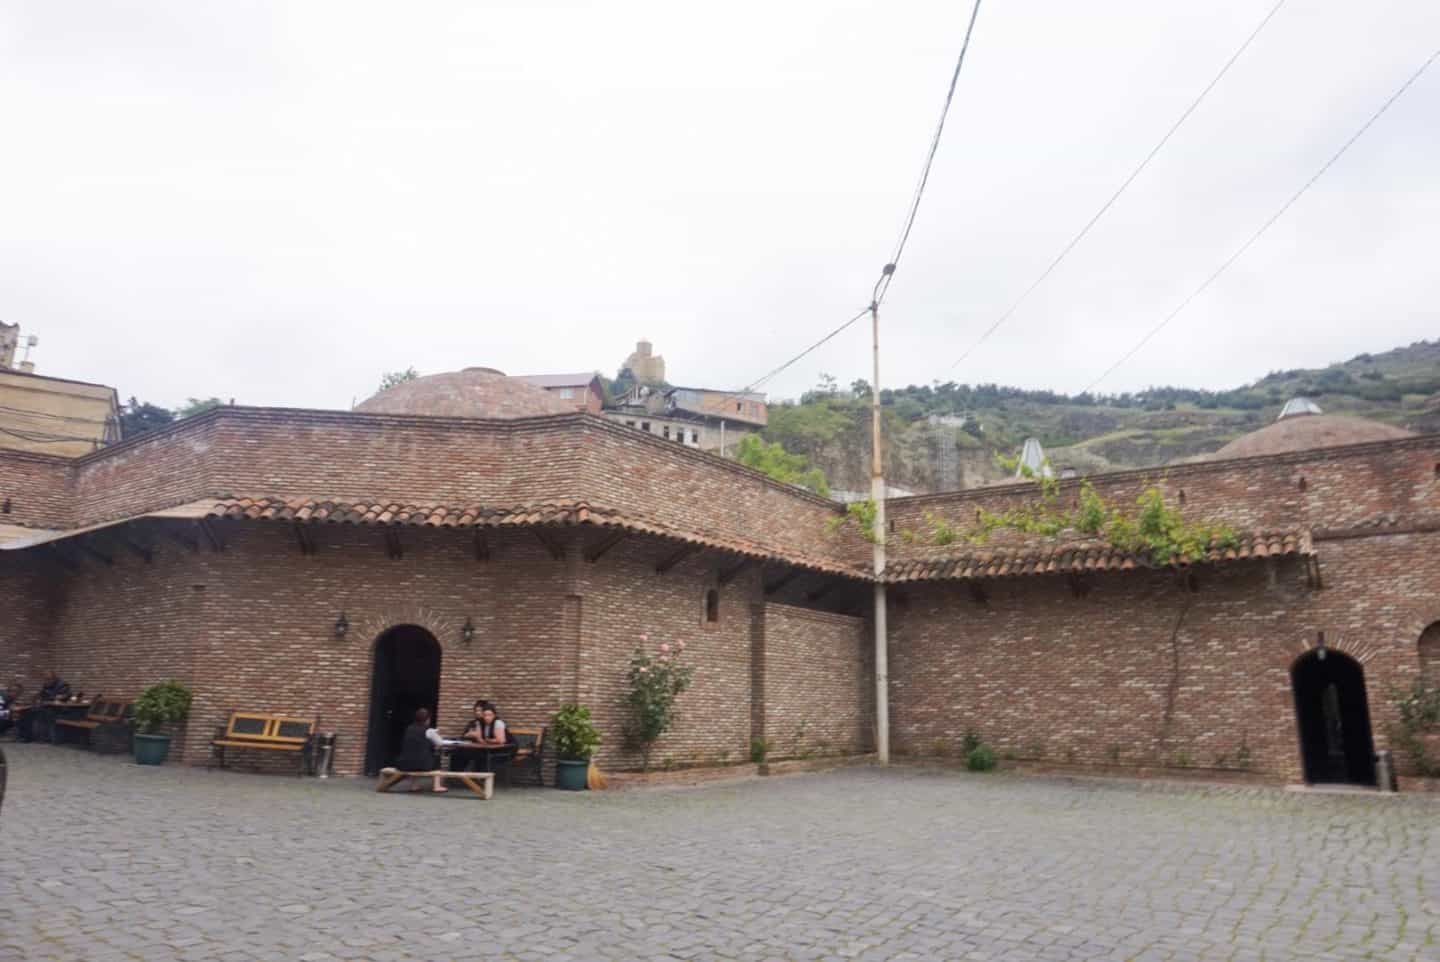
[471,702,515,773]
[450,699,492,773]
[0,683,20,738]
[393,707,447,793]
[17,672,69,743]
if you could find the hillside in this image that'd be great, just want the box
[762,340,1440,494]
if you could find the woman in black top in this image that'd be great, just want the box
[451,699,490,773]
[394,707,446,793]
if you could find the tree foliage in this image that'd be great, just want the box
[176,397,225,418]
[378,367,419,392]
[733,434,830,497]
[119,397,175,438]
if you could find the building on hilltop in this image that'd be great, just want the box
[513,372,605,414]
[0,322,19,371]
[2,377,1438,791]
[621,339,666,384]
[603,382,767,454]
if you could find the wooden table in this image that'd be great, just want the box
[19,701,93,743]
[438,741,513,774]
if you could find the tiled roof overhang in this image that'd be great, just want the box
[882,531,1311,584]
[208,497,868,579]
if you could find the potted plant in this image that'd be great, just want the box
[551,702,601,790]
[132,680,193,765]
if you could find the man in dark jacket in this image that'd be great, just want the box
[17,672,70,742]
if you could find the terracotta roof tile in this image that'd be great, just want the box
[883,530,1311,584]
[207,496,866,579]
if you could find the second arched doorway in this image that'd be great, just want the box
[1291,649,1376,786]
[365,625,442,775]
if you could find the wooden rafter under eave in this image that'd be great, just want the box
[584,530,628,563]
[763,568,803,596]
[117,523,154,563]
[197,519,226,552]
[75,537,114,566]
[532,528,566,561]
[718,557,756,585]
[806,580,838,603]
[654,542,701,575]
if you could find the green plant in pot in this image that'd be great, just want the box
[132,680,193,766]
[551,703,601,790]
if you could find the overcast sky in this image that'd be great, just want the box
[2,1,1436,410]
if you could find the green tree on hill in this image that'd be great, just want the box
[733,435,830,497]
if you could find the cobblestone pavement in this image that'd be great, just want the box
[2,745,1437,961]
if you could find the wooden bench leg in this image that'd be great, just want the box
[457,774,493,800]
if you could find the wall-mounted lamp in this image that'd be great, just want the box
[1315,630,1326,661]
[334,612,350,639]
[461,617,476,645]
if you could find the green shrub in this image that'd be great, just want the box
[965,744,997,772]
[960,730,982,754]
[749,737,772,764]
[133,680,193,735]
[551,703,602,761]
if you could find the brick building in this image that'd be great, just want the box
[1,369,1437,788]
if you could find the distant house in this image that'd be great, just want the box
[603,383,766,454]
[0,367,121,457]
[513,373,605,414]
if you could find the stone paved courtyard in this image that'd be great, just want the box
[1,744,1437,961]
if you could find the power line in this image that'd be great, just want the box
[943,0,1290,374]
[738,307,873,395]
[876,0,985,306]
[1083,45,1440,395]
[722,1,986,404]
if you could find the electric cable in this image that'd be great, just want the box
[1083,45,1440,394]
[943,0,1290,374]
[876,0,985,306]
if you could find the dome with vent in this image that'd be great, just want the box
[355,367,574,419]
[1214,397,1413,460]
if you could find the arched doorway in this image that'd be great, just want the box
[1291,650,1376,786]
[365,625,442,775]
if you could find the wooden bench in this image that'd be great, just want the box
[54,700,134,754]
[210,712,318,775]
[376,768,494,799]
[507,727,547,786]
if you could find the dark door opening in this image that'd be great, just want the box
[365,625,442,776]
[1291,650,1376,786]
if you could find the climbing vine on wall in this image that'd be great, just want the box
[1391,680,1440,777]
[827,498,879,544]
[925,473,1241,566]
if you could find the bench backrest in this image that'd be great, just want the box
[510,726,545,756]
[223,712,317,744]
[86,700,131,723]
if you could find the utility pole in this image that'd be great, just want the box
[871,266,893,765]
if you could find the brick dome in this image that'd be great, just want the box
[355,367,573,419]
[1214,412,1413,459]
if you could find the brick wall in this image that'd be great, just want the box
[2,407,857,574]
[3,517,862,776]
[577,533,761,769]
[0,450,72,529]
[885,437,1440,559]
[0,552,57,686]
[759,603,871,758]
[888,529,1440,780]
